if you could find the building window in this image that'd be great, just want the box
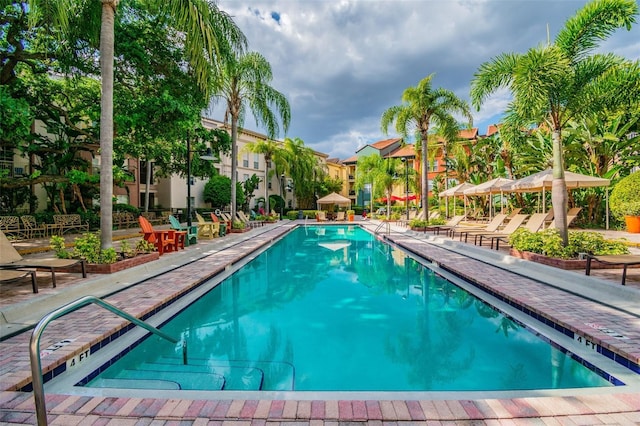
[139,161,155,183]
[253,153,259,169]
[242,153,249,168]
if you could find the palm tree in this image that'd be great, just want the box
[381,74,472,223]
[19,0,246,248]
[355,154,383,215]
[243,139,282,214]
[282,137,317,209]
[470,0,638,244]
[212,51,290,221]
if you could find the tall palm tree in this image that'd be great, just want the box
[212,51,290,221]
[381,74,472,223]
[470,0,638,244]
[243,139,282,214]
[19,0,246,248]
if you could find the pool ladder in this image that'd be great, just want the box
[374,221,391,235]
[29,295,187,426]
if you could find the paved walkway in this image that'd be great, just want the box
[1,220,640,425]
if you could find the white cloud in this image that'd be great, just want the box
[216,0,640,158]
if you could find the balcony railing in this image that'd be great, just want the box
[0,160,24,177]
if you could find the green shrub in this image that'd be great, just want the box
[509,229,629,259]
[428,217,446,225]
[611,171,640,218]
[49,235,71,259]
[71,232,118,264]
[135,238,156,253]
[232,220,246,230]
[113,203,139,214]
[409,219,428,228]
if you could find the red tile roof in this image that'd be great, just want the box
[370,138,402,149]
[388,144,416,158]
[486,124,500,136]
[459,128,478,139]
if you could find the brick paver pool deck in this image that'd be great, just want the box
[1,221,639,425]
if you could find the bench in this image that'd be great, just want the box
[0,216,24,239]
[52,214,89,235]
[160,211,172,224]
[585,254,640,286]
[141,211,163,226]
[113,212,138,229]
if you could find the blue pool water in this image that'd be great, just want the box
[86,225,612,392]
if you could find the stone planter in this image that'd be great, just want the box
[85,252,160,274]
[509,249,638,271]
[229,227,249,233]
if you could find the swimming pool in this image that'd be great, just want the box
[70,225,616,393]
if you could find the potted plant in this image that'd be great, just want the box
[610,171,640,233]
[346,209,355,221]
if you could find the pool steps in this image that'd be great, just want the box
[86,356,298,391]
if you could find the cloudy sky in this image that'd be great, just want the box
[210,0,640,160]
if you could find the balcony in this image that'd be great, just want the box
[0,160,24,178]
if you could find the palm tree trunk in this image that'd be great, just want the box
[265,159,270,214]
[551,129,568,245]
[99,0,116,249]
[421,135,429,224]
[230,116,238,221]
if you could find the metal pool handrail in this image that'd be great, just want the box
[29,295,185,426]
[374,221,390,235]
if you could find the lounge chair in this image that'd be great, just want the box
[490,213,549,250]
[138,216,180,255]
[0,230,86,287]
[506,208,522,219]
[0,268,38,293]
[398,210,418,227]
[451,214,508,242]
[316,211,327,222]
[195,212,219,239]
[210,213,229,236]
[238,211,261,228]
[585,254,640,286]
[425,215,465,235]
[220,212,235,228]
[168,215,197,246]
[469,214,529,247]
[548,207,582,229]
[335,211,346,221]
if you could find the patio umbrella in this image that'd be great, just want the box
[500,169,611,227]
[439,182,476,217]
[316,192,352,210]
[463,178,514,218]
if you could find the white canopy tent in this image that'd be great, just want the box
[439,182,476,217]
[463,177,514,219]
[500,169,611,228]
[316,192,352,210]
